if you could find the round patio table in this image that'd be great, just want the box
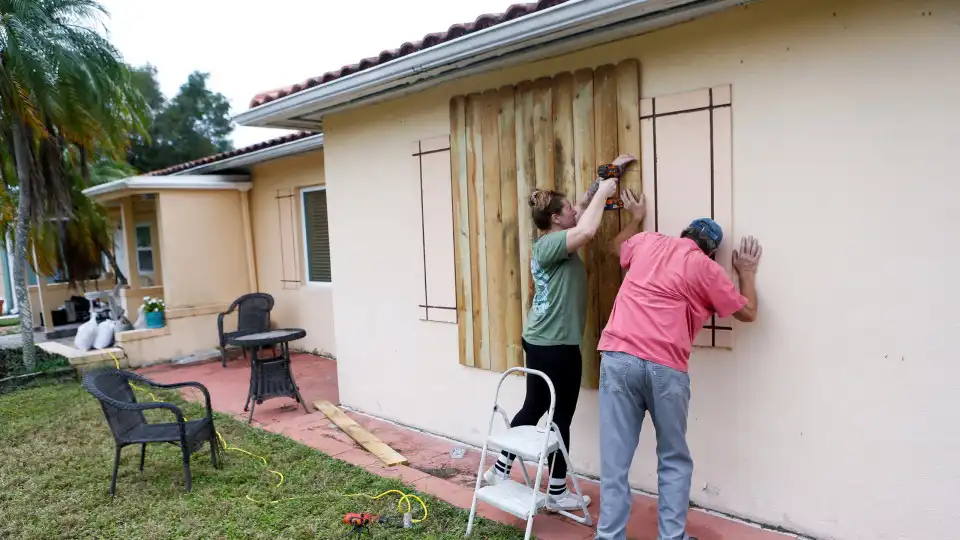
[226,328,309,423]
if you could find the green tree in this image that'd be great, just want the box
[127,69,234,173]
[0,0,148,369]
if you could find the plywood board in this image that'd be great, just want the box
[481,90,506,372]
[466,94,491,370]
[450,97,475,366]
[498,86,524,369]
[315,401,408,467]
[616,60,642,227]
[532,78,555,191]
[572,68,600,388]
[515,82,537,325]
[553,72,577,199]
[593,64,622,334]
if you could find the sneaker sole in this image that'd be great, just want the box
[545,496,592,513]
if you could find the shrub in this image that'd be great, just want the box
[0,348,69,380]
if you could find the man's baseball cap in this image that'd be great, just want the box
[688,218,723,244]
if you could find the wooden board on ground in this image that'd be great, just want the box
[314,401,409,467]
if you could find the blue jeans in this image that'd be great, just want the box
[595,351,693,540]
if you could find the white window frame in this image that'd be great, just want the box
[134,222,155,276]
[300,186,332,287]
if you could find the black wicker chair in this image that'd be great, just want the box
[81,368,221,496]
[217,293,275,367]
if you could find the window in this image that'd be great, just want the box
[449,61,736,387]
[449,60,642,385]
[135,223,154,274]
[301,187,332,284]
[412,136,457,324]
[640,84,734,349]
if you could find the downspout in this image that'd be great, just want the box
[240,188,258,293]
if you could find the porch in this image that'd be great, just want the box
[80,175,255,367]
[139,354,797,540]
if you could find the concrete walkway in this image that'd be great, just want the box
[0,331,48,349]
[138,355,799,540]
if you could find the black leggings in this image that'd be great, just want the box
[502,339,583,480]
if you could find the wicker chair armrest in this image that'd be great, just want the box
[89,388,187,425]
[220,298,241,318]
[126,373,214,419]
[218,299,242,345]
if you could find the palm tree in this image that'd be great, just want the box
[0,0,148,369]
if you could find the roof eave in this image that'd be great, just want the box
[234,0,751,130]
[169,133,324,175]
[83,175,252,202]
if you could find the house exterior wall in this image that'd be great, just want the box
[250,150,336,356]
[119,312,222,367]
[115,189,252,366]
[321,0,960,538]
[157,189,251,310]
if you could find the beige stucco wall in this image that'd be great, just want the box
[321,1,960,538]
[250,150,336,356]
[113,189,253,365]
[157,190,251,309]
[119,312,224,368]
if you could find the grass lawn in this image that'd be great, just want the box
[0,382,524,540]
[0,316,19,327]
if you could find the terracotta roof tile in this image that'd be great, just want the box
[144,131,319,176]
[248,0,572,109]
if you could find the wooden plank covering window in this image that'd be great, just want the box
[450,59,642,388]
[413,136,457,324]
[301,187,332,283]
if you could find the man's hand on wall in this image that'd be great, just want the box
[733,236,762,276]
[612,153,637,171]
[621,189,646,222]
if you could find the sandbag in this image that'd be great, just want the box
[133,305,146,330]
[93,319,115,349]
[74,316,98,351]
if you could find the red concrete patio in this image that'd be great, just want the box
[138,354,798,540]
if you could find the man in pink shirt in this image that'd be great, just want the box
[594,190,762,540]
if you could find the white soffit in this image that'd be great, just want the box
[83,175,252,199]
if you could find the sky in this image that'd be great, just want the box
[98,0,512,148]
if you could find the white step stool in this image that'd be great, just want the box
[465,367,592,540]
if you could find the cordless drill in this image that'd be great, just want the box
[596,163,624,210]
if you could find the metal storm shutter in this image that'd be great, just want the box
[303,190,332,282]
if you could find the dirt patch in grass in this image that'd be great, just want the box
[414,466,460,480]
[0,383,524,540]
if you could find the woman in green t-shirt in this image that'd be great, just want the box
[483,154,637,511]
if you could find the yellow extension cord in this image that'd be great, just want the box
[108,352,428,523]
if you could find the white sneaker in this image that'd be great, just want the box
[483,467,509,486]
[546,491,592,512]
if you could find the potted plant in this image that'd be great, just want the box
[142,296,166,329]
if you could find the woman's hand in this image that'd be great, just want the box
[621,188,645,222]
[596,177,619,200]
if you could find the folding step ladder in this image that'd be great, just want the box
[465,367,592,540]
